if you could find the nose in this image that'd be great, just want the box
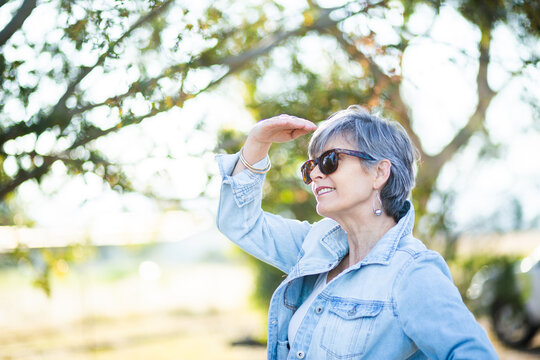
[309,164,325,182]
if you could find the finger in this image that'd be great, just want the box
[290,128,315,139]
[265,114,311,124]
[265,115,317,131]
[286,120,317,134]
[279,114,315,126]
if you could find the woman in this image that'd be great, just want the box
[216,106,498,359]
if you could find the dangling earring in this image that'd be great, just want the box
[373,190,383,216]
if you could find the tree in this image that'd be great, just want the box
[0,0,293,204]
[1,0,538,299]
[1,0,538,210]
[216,0,539,235]
[214,0,539,308]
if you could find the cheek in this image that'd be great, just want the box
[337,176,372,199]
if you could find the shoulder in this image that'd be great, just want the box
[396,236,447,265]
[393,236,452,281]
[395,235,428,257]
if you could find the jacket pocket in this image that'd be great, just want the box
[320,299,383,359]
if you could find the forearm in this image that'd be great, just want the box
[216,151,310,273]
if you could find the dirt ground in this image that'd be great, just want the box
[2,310,539,359]
[1,262,539,359]
[0,310,267,360]
[480,318,540,360]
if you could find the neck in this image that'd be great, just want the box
[337,211,397,266]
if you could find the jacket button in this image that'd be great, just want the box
[315,306,323,314]
[296,350,305,359]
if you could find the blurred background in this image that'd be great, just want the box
[0,0,539,359]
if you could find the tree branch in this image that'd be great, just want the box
[69,62,188,116]
[0,59,240,201]
[414,27,497,213]
[432,27,496,170]
[72,5,353,118]
[0,158,54,199]
[0,0,37,47]
[0,2,369,199]
[386,85,427,160]
[325,17,426,160]
[0,0,174,148]
[52,0,174,122]
[73,68,233,147]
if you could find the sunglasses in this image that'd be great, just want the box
[300,148,376,185]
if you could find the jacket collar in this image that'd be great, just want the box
[320,201,415,266]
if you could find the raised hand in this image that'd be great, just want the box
[248,114,318,144]
[232,114,317,175]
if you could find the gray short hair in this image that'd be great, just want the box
[308,105,419,222]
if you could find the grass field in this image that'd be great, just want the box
[0,261,267,360]
[1,257,539,359]
[1,309,266,360]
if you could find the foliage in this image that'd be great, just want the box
[247,254,286,312]
[448,252,521,304]
[0,0,251,205]
[211,0,539,314]
[0,242,96,296]
[1,0,537,221]
[1,0,538,307]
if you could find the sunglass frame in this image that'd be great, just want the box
[300,148,376,185]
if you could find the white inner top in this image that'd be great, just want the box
[287,272,329,346]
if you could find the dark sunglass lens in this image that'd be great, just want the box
[320,151,338,174]
[301,161,314,184]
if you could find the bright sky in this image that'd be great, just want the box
[5,1,540,237]
[401,5,540,232]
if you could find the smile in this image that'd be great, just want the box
[316,187,335,196]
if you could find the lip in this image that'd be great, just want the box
[315,186,335,197]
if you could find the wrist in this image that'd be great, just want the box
[242,137,271,164]
[239,148,271,174]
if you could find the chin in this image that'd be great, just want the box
[315,203,333,218]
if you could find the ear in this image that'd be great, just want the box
[373,159,391,190]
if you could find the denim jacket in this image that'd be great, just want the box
[216,152,498,360]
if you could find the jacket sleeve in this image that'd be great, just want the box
[216,152,312,274]
[393,251,499,359]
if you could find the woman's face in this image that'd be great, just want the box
[309,136,376,220]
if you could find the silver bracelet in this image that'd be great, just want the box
[239,148,271,174]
